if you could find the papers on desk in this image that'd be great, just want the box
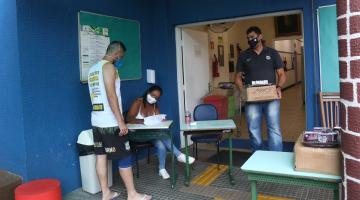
[144,114,167,126]
[127,120,173,130]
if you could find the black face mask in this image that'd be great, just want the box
[248,38,259,49]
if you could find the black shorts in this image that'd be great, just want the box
[93,126,131,160]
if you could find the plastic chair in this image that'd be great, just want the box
[191,104,223,167]
[123,111,154,178]
[319,92,340,128]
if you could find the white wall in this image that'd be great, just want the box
[187,15,304,96]
[274,39,304,88]
[208,31,230,88]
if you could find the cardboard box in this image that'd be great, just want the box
[0,170,22,200]
[294,135,341,176]
[245,85,279,102]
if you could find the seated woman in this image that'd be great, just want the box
[127,85,195,179]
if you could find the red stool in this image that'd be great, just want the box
[15,179,61,200]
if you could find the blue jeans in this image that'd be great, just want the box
[152,139,181,170]
[245,100,283,151]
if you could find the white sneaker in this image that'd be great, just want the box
[159,169,170,179]
[177,153,195,164]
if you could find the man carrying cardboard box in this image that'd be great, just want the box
[235,26,286,151]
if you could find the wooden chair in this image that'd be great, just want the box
[319,92,340,128]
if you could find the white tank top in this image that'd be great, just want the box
[135,105,145,120]
[88,60,123,128]
[135,101,156,120]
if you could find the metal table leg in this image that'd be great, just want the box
[184,132,190,186]
[334,187,339,200]
[251,180,257,200]
[170,130,176,188]
[228,132,235,185]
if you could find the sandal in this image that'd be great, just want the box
[140,194,152,200]
[110,191,121,200]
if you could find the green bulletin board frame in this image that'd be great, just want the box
[78,11,142,81]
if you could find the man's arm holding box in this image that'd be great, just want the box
[276,68,286,99]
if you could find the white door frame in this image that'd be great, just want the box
[175,9,304,148]
[175,28,188,148]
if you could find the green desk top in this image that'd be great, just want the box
[180,119,236,131]
[241,151,341,182]
[127,120,173,130]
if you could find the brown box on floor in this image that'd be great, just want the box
[245,85,279,102]
[294,135,341,176]
[0,170,22,200]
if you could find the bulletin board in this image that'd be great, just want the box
[78,11,142,82]
[318,5,339,92]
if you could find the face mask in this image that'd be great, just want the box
[146,94,157,104]
[248,38,259,49]
[114,58,124,69]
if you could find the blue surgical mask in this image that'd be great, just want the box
[114,58,124,69]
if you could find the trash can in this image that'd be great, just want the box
[77,129,112,194]
[203,95,228,119]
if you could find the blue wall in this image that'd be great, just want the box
[150,0,181,141]
[314,0,336,7]
[0,0,27,179]
[1,0,338,194]
[15,0,155,193]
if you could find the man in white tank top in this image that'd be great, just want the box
[88,41,151,200]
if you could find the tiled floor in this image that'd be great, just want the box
[64,149,334,200]
[64,84,323,200]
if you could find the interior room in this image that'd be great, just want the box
[176,12,306,153]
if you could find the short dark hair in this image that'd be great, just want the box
[106,41,127,55]
[246,26,262,35]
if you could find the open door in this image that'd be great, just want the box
[176,28,210,147]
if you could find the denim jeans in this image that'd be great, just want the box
[152,139,181,170]
[245,99,283,151]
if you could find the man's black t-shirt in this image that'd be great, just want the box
[236,47,283,85]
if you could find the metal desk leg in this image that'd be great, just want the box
[334,187,339,200]
[184,133,190,186]
[170,131,176,188]
[228,132,235,185]
[251,180,257,200]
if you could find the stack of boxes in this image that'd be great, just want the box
[294,128,341,176]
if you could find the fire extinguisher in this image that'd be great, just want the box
[212,54,219,77]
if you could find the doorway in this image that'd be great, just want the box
[176,10,306,149]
